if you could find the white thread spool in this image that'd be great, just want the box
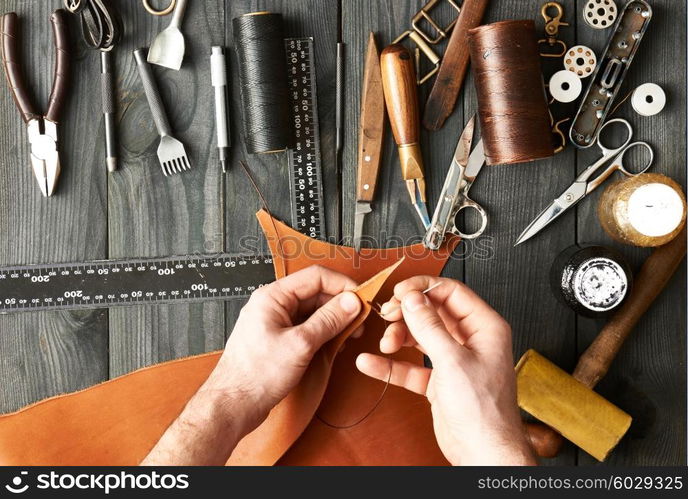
[564,46,596,78]
[549,70,582,103]
[631,83,666,116]
[598,173,686,247]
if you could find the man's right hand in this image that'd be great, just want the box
[355,276,536,466]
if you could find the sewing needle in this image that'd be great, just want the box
[378,281,443,317]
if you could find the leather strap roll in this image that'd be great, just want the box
[46,9,71,123]
[468,20,554,165]
[1,13,38,123]
[423,0,490,131]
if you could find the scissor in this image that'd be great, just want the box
[515,118,654,245]
[423,115,488,250]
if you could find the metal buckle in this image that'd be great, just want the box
[411,0,461,45]
[393,30,442,85]
[393,0,461,85]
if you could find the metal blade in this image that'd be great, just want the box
[453,116,475,167]
[414,187,432,230]
[465,139,486,178]
[353,201,372,252]
[30,154,49,197]
[515,199,569,245]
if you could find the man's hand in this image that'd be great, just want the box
[208,265,362,429]
[356,276,536,466]
[142,266,361,465]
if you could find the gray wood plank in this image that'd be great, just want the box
[341,0,466,283]
[107,1,226,377]
[0,0,109,412]
[224,0,339,339]
[574,0,687,465]
[460,0,579,465]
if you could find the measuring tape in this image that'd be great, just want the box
[0,254,275,313]
[285,38,326,240]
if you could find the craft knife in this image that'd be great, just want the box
[354,33,385,252]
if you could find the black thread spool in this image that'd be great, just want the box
[233,12,293,154]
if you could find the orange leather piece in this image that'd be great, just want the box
[0,211,458,465]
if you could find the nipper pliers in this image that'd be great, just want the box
[1,10,71,197]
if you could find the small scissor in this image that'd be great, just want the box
[516,118,654,245]
[423,115,488,250]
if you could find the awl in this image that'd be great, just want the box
[353,33,386,252]
[381,44,431,230]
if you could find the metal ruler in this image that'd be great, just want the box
[285,38,326,240]
[0,254,275,313]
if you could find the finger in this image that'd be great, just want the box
[356,353,431,396]
[266,265,358,305]
[379,297,402,322]
[293,291,362,347]
[380,321,417,354]
[400,290,462,362]
[395,276,507,345]
[351,324,365,339]
[295,292,335,320]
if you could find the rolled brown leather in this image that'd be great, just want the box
[0,211,459,466]
[423,0,490,131]
[468,20,554,165]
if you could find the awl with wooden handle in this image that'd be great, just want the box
[523,228,687,459]
[353,33,386,252]
[381,44,431,230]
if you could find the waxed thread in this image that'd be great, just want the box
[233,12,293,154]
[469,20,555,165]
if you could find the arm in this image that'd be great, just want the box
[356,276,536,466]
[142,265,362,465]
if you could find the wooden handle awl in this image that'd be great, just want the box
[423,0,490,131]
[381,44,420,147]
[526,228,687,458]
[381,44,424,185]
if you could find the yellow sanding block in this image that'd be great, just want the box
[516,349,632,461]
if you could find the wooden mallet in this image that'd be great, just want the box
[516,228,686,461]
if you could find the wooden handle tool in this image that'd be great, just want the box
[423,0,490,131]
[353,33,386,252]
[380,44,430,229]
[356,33,385,204]
[526,228,687,458]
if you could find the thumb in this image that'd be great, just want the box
[295,291,362,347]
[400,291,461,362]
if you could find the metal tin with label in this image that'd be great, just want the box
[550,245,633,316]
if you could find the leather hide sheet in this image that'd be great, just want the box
[0,210,458,465]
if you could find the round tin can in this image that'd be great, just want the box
[550,245,633,316]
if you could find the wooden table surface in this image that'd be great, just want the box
[0,0,684,465]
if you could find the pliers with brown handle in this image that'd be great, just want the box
[1,10,71,197]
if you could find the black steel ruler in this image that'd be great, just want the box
[285,38,326,240]
[0,253,275,313]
